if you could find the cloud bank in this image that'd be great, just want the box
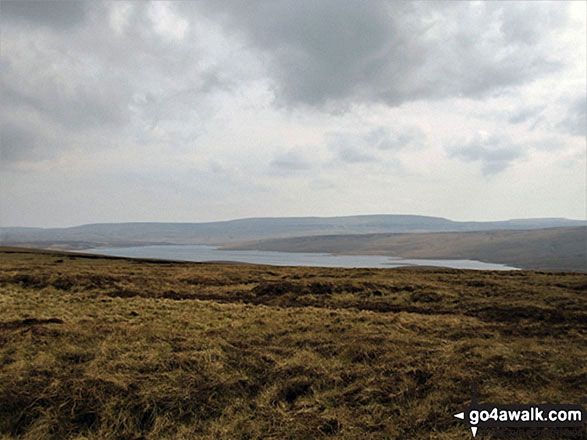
[1,1,585,226]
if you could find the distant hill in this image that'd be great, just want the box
[1,215,585,250]
[225,226,587,272]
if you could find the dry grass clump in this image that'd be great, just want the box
[0,248,585,439]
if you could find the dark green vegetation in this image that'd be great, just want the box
[1,247,586,439]
[1,215,584,249]
[227,227,587,272]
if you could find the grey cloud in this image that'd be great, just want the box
[0,101,66,166]
[327,124,422,164]
[530,136,571,152]
[0,2,228,166]
[192,0,415,108]
[270,150,312,172]
[1,73,131,132]
[450,135,524,176]
[336,146,376,164]
[327,131,376,164]
[0,120,39,163]
[0,109,75,168]
[499,3,567,46]
[194,1,568,109]
[0,60,133,168]
[557,95,587,137]
[309,178,336,191]
[1,0,87,29]
[365,126,423,150]
[508,106,544,125]
[1,4,134,138]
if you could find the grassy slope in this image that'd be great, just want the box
[0,247,586,439]
[225,227,587,272]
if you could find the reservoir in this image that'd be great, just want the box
[85,244,519,270]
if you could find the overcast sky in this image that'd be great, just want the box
[1,0,585,227]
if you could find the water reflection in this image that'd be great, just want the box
[86,245,519,270]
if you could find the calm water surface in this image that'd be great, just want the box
[86,245,519,270]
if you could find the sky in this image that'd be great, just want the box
[0,0,585,228]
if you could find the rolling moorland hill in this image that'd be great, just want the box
[1,215,585,250]
[225,226,587,273]
[0,247,586,439]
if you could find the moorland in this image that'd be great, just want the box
[2,216,584,272]
[1,215,584,250]
[0,247,586,439]
[226,226,587,272]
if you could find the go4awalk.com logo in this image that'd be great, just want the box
[453,395,586,438]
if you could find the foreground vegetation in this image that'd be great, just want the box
[0,247,586,439]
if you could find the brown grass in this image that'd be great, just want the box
[0,247,586,439]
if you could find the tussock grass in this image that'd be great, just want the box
[0,248,585,439]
